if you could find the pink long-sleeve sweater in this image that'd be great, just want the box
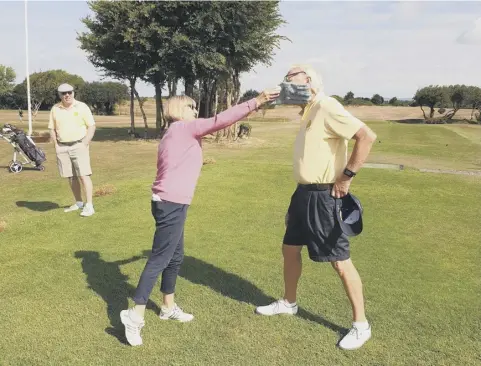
[151,98,259,205]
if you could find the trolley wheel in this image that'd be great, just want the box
[9,162,23,173]
[37,165,45,171]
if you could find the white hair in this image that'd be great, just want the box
[290,64,324,96]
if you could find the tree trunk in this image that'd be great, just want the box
[172,78,178,96]
[209,80,217,117]
[133,87,148,137]
[184,77,194,98]
[429,106,435,119]
[155,83,164,134]
[202,80,212,118]
[129,78,135,133]
[419,105,427,120]
[167,79,173,97]
[233,69,241,105]
[213,88,219,120]
[197,79,202,111]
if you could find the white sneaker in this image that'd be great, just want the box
[255,299,298,316]
[338,324,372,350]
[120,309,145,346]
[64,203,83,213]
[80,204,95,217]
[159,304,194,322]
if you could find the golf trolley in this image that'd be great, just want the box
[0,123,46,173]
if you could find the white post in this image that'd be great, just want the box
[24,0,32,136]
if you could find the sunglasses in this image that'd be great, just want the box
[284,71,306,82]
[60,91,73,96]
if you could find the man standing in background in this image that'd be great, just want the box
[48,83,96,217]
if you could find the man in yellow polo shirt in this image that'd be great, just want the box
[48,83,96,217]
[256,65,377,351]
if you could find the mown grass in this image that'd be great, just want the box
[0,114,480,365]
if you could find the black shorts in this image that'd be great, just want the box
[283,184,350,262]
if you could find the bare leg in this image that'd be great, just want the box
[79,175,93,205]
[331,259,366,322]
[69,177,83,202]
[282,244,303,303]
[162,293,175,309]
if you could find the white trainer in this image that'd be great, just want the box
[255,299,298,316]
[64,203,83,213]
[80,204,95,217]
[120,309,145,346]
[159,304,194,322]
[338,324,372,350]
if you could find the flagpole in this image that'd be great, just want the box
[24,0,32,136]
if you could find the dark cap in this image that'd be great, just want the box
[335,193,363,237]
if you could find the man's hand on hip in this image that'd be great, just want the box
[331,175,352,198]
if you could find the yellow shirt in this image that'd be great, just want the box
[293,95,364,184]
[48,100,95,142]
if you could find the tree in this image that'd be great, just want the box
[79,1,287,139]
[79,0,150,135]
[444,84,468,120]
[0,65,16,95]
[344,91,354,105]
[371,94,384,105]
[465,86,481,120]
[388,97,399,106]
[78,81,128,115]
[413,85,446,119]
[239,89,259,103]
[13,70,84,118]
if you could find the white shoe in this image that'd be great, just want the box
[120,309,145,346]
[338,324,372,350]
[80,204,95,217]
[255,299,298,316]
[64,203,83,213]
[159,304,194,322]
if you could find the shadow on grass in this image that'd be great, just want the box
[16,200,60,212]
[177,255,348,336]
[92,127,160,142]
[389,118,425,124]
[74,251,160,345]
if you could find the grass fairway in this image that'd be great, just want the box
[0,114,480,365]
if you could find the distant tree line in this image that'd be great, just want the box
[0,67,128,117]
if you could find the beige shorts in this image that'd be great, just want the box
[56,142,92,178]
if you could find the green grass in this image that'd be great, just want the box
[0,118,480,365]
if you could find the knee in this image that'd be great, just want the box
[331,259,350,276]
[282,245,301,263]
[169,253,184,268]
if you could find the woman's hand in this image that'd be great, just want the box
[255,86,281,107]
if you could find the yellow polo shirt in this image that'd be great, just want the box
[48,100,95,143]
[293,95,364,184]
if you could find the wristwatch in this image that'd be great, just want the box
[343,168,357,178]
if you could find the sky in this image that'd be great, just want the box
[1,0,480,100]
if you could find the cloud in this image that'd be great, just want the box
[457,17,481,44]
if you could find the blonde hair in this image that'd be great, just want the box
[164,95,195,124]
[289,63,324,94]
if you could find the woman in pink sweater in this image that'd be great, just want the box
[121,87,280,346]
